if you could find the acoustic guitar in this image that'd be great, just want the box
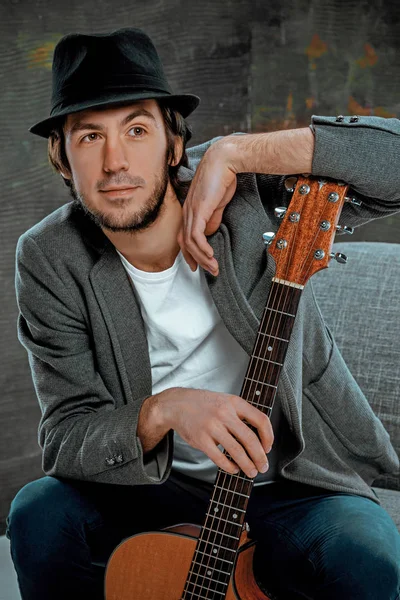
[105,174,359,599]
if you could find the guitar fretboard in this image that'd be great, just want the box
[181,279,302,599]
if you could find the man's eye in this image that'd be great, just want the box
[129,126,145,137]
[82,133,99,142]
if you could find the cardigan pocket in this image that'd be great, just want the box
[302,341,389,460]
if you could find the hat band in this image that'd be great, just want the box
[51,85,173,115]
[52,72,172,111]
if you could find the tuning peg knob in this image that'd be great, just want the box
[274,207,287,219]
[344,196,362,206]
[263,232,276,246]
[329,252,348,264]
[284,177,298,193]
[335,225,354,235]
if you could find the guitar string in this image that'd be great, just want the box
[195,241,293,599]
[196,283,286,600]
[185,179,320,598]
[187,187,300,599]
[184,278,286,599]
[207,180,342,598]
[204,195,302,597]
[183,248,287,598]
[209,272,295,598]
[200,183,304,599]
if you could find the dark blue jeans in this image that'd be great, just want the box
[6,473,400,600]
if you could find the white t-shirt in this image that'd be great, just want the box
[117,248,285,485]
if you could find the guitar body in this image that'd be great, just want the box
[105,524,270,600]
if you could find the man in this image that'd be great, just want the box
[6,26,400,600]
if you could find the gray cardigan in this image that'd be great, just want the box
[15,115,400,504]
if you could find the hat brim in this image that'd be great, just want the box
[29,91,201,138]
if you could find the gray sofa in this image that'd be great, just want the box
[312,241,400,531]
[1,240,399,600]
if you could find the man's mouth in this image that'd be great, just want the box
[100,187,138,197]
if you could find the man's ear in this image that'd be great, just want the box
[59,168,72,181]
[171,136,184,167]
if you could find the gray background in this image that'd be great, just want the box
[1,0,399,534]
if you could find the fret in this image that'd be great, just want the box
[253,356,283,366]
[202,526,240,541]
[185,583,226,598]
[191,561,231,576]
[215,485,249,498]
[251,401,273,411]
[267,307,296,318]
[205,513,245,527]
[186,574,228,589]
[230,473,251,482]
[244,377,277,389]
[197,539,237,552]
[259,332,289,343]
[183,594,222,600]
[210,500,246,513]
[194,549,234,565]
[182,594,222,600]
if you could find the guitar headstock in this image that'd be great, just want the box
[264,175,352,287]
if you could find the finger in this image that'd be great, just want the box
[204,206,225,235]
[190,214,215,258]
[234,398,274,453]
[227,419,269,475]
[181,201,213,272]
[190,233,219,274]
[177,226,198,272]
[218,431,262,479]
[189,200,230,268]
[184,214,218,274]
[203,440,241,475]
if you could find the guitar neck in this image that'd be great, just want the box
[181,278,303,599]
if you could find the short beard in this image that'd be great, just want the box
[69,158,170,234]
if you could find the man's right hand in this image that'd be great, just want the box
[137,387,274,479]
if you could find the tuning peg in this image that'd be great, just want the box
[284,177,298,193]
[274,207,287,219]
[263,232,276,246]
[329,252,348,264]
[335,225,354,235]
[344,196,362,206]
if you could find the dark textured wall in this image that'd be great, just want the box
[1,0,399,533]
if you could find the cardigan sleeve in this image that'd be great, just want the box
[15,232,173,485]
[310,114,400,229]
[249,115,400,230]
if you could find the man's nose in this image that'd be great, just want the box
[102,139,129,173]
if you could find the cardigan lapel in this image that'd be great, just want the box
[72,201,153,400]
[204,225,262,356]
[89,243,153,401]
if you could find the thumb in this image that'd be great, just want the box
[204,177,237,235]
[204,206,225,235]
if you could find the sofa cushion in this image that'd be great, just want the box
[311,242,400,490]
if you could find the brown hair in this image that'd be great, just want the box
[47,99,193,203]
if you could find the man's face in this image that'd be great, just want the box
[63,99,176,233]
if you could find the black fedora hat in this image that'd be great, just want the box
[29,27,201,138]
